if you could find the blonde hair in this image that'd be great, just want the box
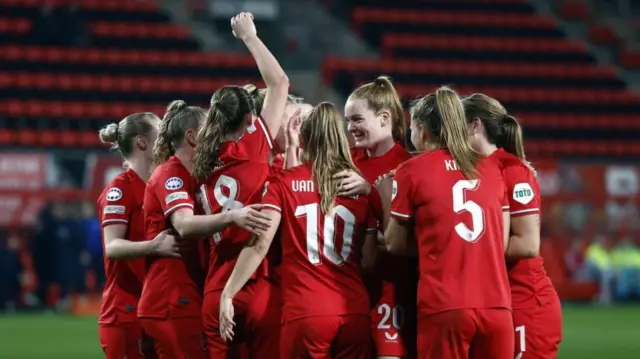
[301,102,360,214]
[153,100,205,166]
[193,86,255,180]
[348,76,406,143]
[99,112,158,158]
[410,86,480,178]
[462,93,526,161]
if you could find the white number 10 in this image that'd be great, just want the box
[452,179,485,243]
[295,203,356,265]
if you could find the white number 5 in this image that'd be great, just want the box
[452,179,485,243]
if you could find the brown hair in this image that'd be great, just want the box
[410,86,480,178]
[348,76,406,143]
[153,100,205,166]
[243,84,303,115]
[301,102,360,214]
[462,93,526,161]
[193,86,255,180]
[99,112,158,158]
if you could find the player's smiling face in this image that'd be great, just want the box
[344,99,388,149]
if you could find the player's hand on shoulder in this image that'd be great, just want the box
[285,108,302,149]
[150,229,182,258]
[231,12,256,41]
[335,170,372,197]
[374,170,395,198]
[219,294,236,342]
[230,204,272,234]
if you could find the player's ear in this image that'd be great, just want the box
[135,135,148,151]
[378,109,391,128]
[185,128,197,147]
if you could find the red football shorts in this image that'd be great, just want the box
[417,308,514,359]
[139,317,206,359]
[99,322,157,359]
[281,315,371,359]
[512,296,563,359]
[370,281,417,358]
[203,278,280,359]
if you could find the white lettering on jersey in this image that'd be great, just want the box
[165,191,188,204]
[106,188,123,201]
[445,160,459,171]
[292,180,315,193]
[165,177,184,190]
[513,183,534,205]
[392,180,398,201]
[103,205,125,214]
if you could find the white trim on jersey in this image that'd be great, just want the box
[511,208,539,215]
[366,227,378,232]
[390,211,411,219]
[256,116,273,149]
[262,204,281,212]
[102,219,128,225]
[502,205,510,211]
[164,203,194,217]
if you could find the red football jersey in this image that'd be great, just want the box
[492,149,556,309]
[197,115,274,293]
[391,149,511,316]
[97,168,147,324]
[261,163,377,323]
[138,156,205,319]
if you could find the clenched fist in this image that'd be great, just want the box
[231,12,256,41]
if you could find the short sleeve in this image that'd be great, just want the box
[260,176,284,213]
[390,163,414,220]
[239,116,274,158]
[503,163,541,217]
[99,181,133,227]
[155,171,196,218]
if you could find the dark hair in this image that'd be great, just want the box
[153,100,205,166]
[192,86,255,180]
[462,93,526,161]
[243,83,303,115]
[348,76,406,143]
[410,86,480,178]
[99,112,158,158]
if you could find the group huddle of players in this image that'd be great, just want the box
[95,12,563,359]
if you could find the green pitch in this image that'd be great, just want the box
[0,305,637,358]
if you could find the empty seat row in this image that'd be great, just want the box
[0,17,30,33]
[526,140,640,156]
[0,100,167,119]
[0,45,255,68]
[343,0,532,13]
[0,128,102,147]
[323,57,616,81]
[0,0,158,13]
[91,21,191,39]
[0,72,261,94]
[392,84,640,105]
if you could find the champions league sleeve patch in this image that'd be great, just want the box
[165,177,184,190]
[106,188,123,201]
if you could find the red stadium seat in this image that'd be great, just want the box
[0,0,158,12]
[0,72,263,94]
[90,22,191,39]
[0,45,256,68]
[589,23,620,45]
[0,17,31,34]
[323,56,616,83]
[352,8,558,32]
[558,0,592,22]
[381,34,587,55]
[526,140,640,156]
[0,100,168,119]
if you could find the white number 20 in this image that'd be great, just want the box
[198,175,244,244]
[295,203,355,265]
[377,304,404,330]
[452,179,485,243]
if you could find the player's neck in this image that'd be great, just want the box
[366,137,395,157]
[127,157,151,182]
[477,142,498,157]
[174,148,195,174]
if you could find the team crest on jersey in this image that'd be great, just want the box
[391,180,398,201]
[513,182,534,205]
[262,181,269,197]
[165,177,184,190]
[106,188,123,201]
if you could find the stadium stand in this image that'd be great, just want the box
[322,0,640,156]
[0,0,262,147]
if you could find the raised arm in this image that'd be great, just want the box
[232,12,289,135]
